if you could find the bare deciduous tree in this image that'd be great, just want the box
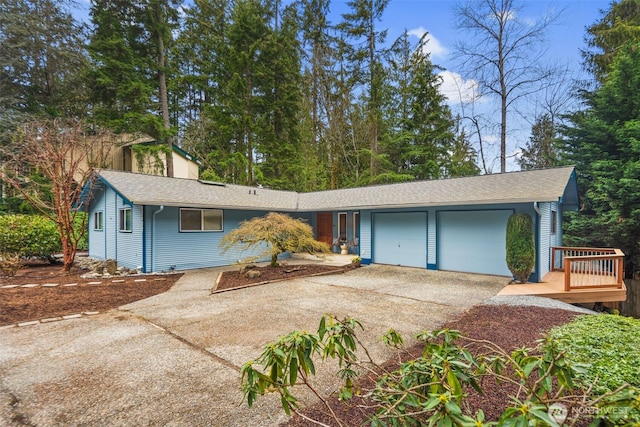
[454,0,561,173]
[0,119,114,271]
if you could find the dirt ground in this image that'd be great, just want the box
[0,261,352,325]
[214,263,354,291]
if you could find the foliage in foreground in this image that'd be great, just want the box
[548,314,640,396]
[241,315,640,426]
[219,212,330,267]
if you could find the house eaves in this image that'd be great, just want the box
[91,166,578,212]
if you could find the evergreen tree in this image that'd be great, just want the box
[384,32,478,181]
[583,0,640,83]
[174,0,231,180]
[338,0,390,182]
[0,0,88,127]
[255,3,304,190]
[298,0,334,190]
[562,44,640,275]
[88,0,179,175]
[519,114,558,170]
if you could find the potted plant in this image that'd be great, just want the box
[351,256,362,268]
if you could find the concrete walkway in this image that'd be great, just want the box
[0,259,508,426]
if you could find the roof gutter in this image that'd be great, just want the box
[151,205,164,273]
[533,201,541,216]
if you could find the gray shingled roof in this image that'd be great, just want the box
[95,166,578,211]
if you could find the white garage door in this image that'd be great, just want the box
[438,210,512,276]
[373,212,427,268]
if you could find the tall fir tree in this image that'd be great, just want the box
[338,0,390,182]
[582,0,640,83]
[255,3,304,190]
[0,0,88,127]
[174,0,231,179]
[519,114,558,170]
[88,0,179,175]
[562,44,640,275]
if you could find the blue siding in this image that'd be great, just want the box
[105,188,117,259]
[109,197,143,270]
[87,185,143,270]
[537,201,561,278]
[87,187,106,260]
[360,211,372,263]
[147,207,279,272]
[539,202,552,278]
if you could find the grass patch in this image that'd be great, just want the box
[548,313,640,395]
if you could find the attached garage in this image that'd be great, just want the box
[438,210,512,276]
[372,212,427,268]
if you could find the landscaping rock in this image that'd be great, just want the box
[245,270,261,279]
[105,259,118,275]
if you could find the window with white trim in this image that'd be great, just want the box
[94,211,103,231]
[180,208,223,232]
[119,208,132,232]
[551,210,557,234]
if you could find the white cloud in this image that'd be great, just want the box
[438,71,483,104]
[407,26,448,59]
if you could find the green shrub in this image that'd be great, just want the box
[548,314,640,395]
[74,213,88,251]
[0,214,62,259]
[506,213,535,283]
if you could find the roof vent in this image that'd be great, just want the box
[198,179,226,187]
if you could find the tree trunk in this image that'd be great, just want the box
[156,6,174,178]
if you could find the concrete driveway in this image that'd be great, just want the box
[0,261,507,426]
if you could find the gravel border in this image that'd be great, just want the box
[486,295,597,314]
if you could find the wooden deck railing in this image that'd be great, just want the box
[551,246,625,291]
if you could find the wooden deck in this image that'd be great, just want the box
[498,270,627,303]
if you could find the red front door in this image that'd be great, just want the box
[316,212,333,246]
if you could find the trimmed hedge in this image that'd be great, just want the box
[0,214,62,258]
[506,213,535,283]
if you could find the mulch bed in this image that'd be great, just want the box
[214,263,353,292]
[284,305,583,426]
[1,261,351,325]
[0,261,182,326]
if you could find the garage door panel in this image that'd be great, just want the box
[373,212,427,268]
[438,210,511,276]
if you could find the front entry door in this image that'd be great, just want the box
[316,212,333,246]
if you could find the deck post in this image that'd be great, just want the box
[564,258,571,291]
[551,247,556,271]
[618,257,624,287]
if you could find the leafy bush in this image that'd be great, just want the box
[548,314,640,395]
[506,213,535,283]
[74,213,88,251]
[0,214,62,259]
[242,315,640,426]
